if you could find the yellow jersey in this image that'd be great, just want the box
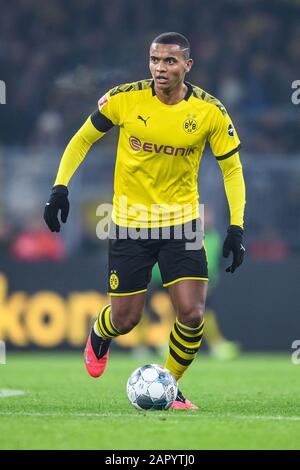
[98,79,241,228]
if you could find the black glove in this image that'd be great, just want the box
[223,225,245,273]
[44,185,69,232]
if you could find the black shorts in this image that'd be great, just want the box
[108,219,208,295]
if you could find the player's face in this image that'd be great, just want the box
[149,43,193,91]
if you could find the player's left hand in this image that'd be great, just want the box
[223,225,245,273]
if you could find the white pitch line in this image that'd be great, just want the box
[0,389,26,398]
[234,415,300,422]
[0,411,299,421]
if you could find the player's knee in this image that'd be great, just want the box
[119,320,139,334]
[178,304,205,328]
[111,307,141,334]
[115,317,140,334]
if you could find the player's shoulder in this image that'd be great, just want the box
[189,83,227,116]
[99,79,152,116]
[109,79,153,97]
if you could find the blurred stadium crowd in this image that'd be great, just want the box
[0,0,299,260]
[1,0,299,149]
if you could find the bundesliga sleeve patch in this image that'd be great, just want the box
[228,123,235,137]
[98,93,109,110]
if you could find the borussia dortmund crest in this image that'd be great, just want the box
[110,272,119,290]
[183,115,199,134]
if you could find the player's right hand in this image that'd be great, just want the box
[44,185,70,232]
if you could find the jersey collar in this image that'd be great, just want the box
[151,80,193,102]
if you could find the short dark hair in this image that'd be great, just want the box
[151,32,190,59]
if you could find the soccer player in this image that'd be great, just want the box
[44,32,246,410]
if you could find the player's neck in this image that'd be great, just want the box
[155,82,187,105]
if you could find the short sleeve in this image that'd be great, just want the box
[208,106,241,160]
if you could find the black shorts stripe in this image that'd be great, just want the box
[170,332,200,355]
[215,144,241,161]
[174,323,203,343]
[169,347,194,366]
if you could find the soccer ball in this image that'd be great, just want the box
[126,364,178,411]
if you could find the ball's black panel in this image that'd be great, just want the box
[136,394,153,410]
[140,365,152,373]
[152,401,168,410]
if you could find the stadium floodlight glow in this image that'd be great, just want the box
[0,80,6,104]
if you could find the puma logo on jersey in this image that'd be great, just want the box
[137,115,150,126]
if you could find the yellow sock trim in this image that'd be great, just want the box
[165,318,204,381]
[176,318,204,337]
[95,304,121,339]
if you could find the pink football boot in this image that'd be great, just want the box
[83,333,110,378]
[170,389,198,410]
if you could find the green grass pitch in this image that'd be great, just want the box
[0,352,299,450]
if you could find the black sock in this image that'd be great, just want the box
[91,329,111,359]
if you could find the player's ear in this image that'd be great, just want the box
[185,58,193,73]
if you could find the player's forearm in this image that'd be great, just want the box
[218,152,246,229]
[54,114,108,186]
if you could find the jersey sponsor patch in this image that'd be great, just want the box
[228,123,235,137]
[98,93,109,110]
